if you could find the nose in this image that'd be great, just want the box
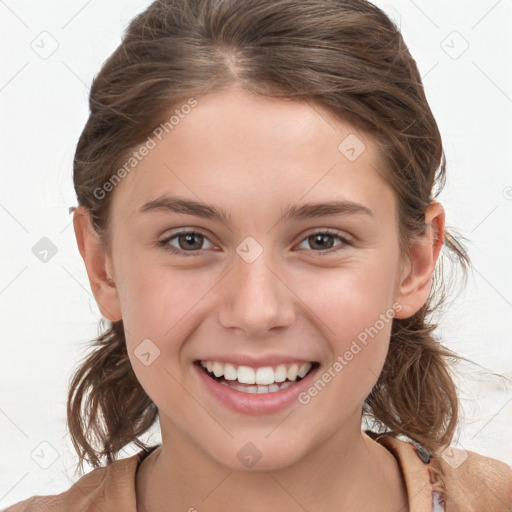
[216,251,295,338]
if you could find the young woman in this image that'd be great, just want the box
[6,0,511,511]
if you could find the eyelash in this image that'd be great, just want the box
[157,229,353,257]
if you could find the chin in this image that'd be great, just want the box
[206,430,316,472]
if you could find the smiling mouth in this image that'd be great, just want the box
[195,360,319,394]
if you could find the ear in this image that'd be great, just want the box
[73,206,122,322]
[394,201,445,319]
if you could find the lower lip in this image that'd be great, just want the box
[194,362,320,415]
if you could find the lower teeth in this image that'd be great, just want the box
[219,380,296,394]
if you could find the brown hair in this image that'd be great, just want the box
[68,0,470,478]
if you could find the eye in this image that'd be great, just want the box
[296,230,352,256]
[158,230,215,256]
[158,229,352,257]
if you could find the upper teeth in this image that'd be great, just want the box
[200,361,313,385]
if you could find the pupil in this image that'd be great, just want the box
[181,233,202,250]
[312,234,332,250]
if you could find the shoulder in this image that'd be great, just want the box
[433,446,512,512]
[370,431,512,512]
[2,451,145,512]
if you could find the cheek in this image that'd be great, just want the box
[310,257,398,342]
[119,268,197,409]
[298,289,394,422]
[117,254,208,340]
[119,262,219,404]
[301,257,398,400]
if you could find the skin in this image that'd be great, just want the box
[74,86,444,512]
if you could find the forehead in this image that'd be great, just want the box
[109,87,396,229]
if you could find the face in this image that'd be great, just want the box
[92,87,414,470]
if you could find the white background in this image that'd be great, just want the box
[1,0,511,508]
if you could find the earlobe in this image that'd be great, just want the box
[73,206,122,322]
[394,201,445,319]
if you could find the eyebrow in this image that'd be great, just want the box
[138,195,373,224]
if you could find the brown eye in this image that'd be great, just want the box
[297,230,352,256]
[159,230,214,256]
[176,233,204,251]
[307,233,336,250]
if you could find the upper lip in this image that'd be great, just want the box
[195,354,318,368]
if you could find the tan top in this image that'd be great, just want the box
[4,433,511,512]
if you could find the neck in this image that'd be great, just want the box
[136,417,408,512]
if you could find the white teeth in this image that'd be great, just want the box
[298,362,312,378]
[237,365,256,384]
[199,360,315,388]
[274,364,287,382]
[222,380,297,394]
[212,362,224,378]
[255,367,274,385]
[223,363,238,381]
[287,364,299,381]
